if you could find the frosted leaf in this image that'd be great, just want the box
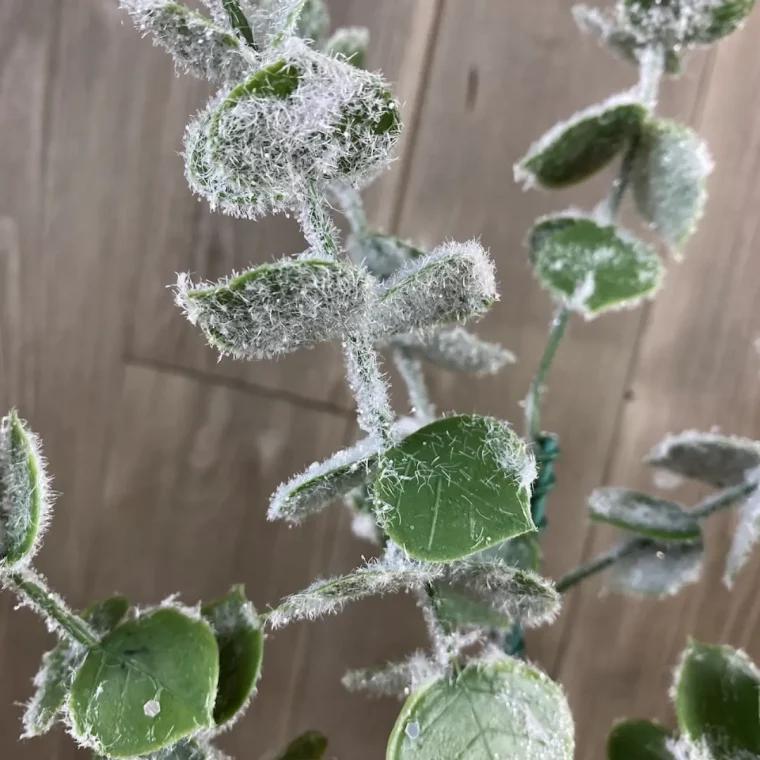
[526,209,591,264]
[607,539,703,597]
[515,92,647,189]
[633,118,713,249]
[373,415,537,562]
[573,4,682,74]
[387,656,574,760]
[349,233,423,279]
[325,27,370,69]
[220,0,256,47]
[622,0,757,47]
[119,1,253,83]
[201,586,263,726]
[175,256,373,361]
[342,653,439,699]
[390,327,515,377]
[473,533,542,570]
[374,241,498,337]
[607,719,677,760]
[184,42,401,219]
[430,584,514,632]
[674,639,760,758]
[266,557,444,628]
[269,437,380,523]
[445,561,560,629]
[272,731,328,760]
[646,430,760,488]
[532,217,663,318]
[723,474,760,587]
[0,411,53,569]
[589,487,701,541]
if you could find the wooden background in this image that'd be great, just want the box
[2,1,760,758]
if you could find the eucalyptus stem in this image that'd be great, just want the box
[556,481,757,594]
[300,191,341,260]
[393,347,435,422]
[5,569,98,648]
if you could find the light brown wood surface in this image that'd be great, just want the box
[1,1,759,759]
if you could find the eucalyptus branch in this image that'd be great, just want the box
[393,347,435,422]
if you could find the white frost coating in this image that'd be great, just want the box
[647,429,760,488]
[448,561,560,629]
[666,737,717,760]
[350,509,382,544]
[484,417,538,494]
[120,0,255,83]
[373,240,498,337]
[653,469,685,490]
[175,254,374,361]
[390,326,516,377]
[266,552,444,628]
[514,89,646,189]
[608,541,703,597]
[325,26,370,66]
[184,38,400,219]
[342,651,440,699]
[0,412,53,568]
[723,468,760,587]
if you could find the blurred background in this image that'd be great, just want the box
[3,0,760,758]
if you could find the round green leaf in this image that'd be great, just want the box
[373,415,536,562]
[70,608,219,757]
[274,730,329,760]
[533,219,663,317]
[83,594,130,635]
[517,99,646,188]
[607,719,676,760]
[675,639,760,757]
[527,213,584,265]
[387,659,574,760]
[633,119,712,248]
[202,586,263,725]
[589,488,700,541]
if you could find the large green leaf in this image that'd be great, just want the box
[632,119,712,249]
[387,658,574,760]
[0,411,51,567]
[647,430,760,488]
[373,415,536,561]
[589,488,700,541]
[533,218,663,317]
[177,258,371,361]
[25,594,130,737]
[607,719,676,760]
[517,98,646,188]
[675,639,760,757]
[70,608,219,757]
[202,586,263,725]
[274,730,329,760]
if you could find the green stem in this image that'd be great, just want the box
[601,134,640,223]
[556,481,757,594]
[526,306,570,442]
[301,191,341,260]
[5,569,98,648]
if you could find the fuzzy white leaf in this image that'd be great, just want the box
[342,652,439,699]
[374,241,498,337]
[325,27,370,69]
[723,476,760,587]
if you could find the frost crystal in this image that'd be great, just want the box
[175,254,373,361]
[0,411,52,568]
[184,40,401,219]
[120,0,254,83]
[373,241,498,337]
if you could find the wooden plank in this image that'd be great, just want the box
[127,0,436,406]
[389,0,710,676]
[557,11,760,759]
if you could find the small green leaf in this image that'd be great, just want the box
[391,327,515,377]
[387,658,574,760]
[633,119,712,248]
[325,27,369,69]
[607,539,703,597]
[268,559,443,628]
[675,639,760,757]
[24,595,130,737]
[607,719,676,760]
[177,258,371,361]
[274,730,329,760]
[517,97,646,188]
[222,0,254,47]
[589,488,700,541]
[294,0,331,43]
[527,213,585,265]
[0,411,51,568]
[373,415,536,562]
[70,608,219,757]
[533,218,663,317]
[375,242,497,337]
[647,430,760,488]
[202,586,263,726]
